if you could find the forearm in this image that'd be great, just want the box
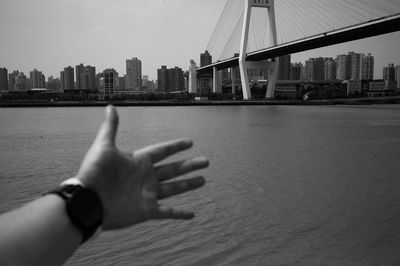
[0,195,82,266]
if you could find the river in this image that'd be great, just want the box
[1,105,400,265]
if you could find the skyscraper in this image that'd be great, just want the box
[278,55,291,80]
[126,57,142,93]
[395,65,400,90]
[75,64,85,90]
[305,58,325,81]
[157,65,168,92]
[189,60,198,93]
[29,69,45,88]
[291,63,302,80]
[63,66,75,90]
[103,68,119,98]
[361,53,374,80]
[324,58,337,81]
[0,67,8,90]
[383,64,395,81]
[336,52,362,80]
[8,70,19,90]
[200,50,212,67]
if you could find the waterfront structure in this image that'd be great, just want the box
[29,69,45,88]
[126,57,142,93]
[188,60,197,93]
[278,55,291,80]
[343,79,361,95]
[383,63,395,81]
[361,53,374,80]
[368,80,386,97]
[0,67,8,90]
[200,50,212,67]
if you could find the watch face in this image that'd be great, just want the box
[67,187,103,228]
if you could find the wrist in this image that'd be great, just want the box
[47,178,103,243]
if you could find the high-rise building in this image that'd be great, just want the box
[14,72,27,91]
[383,63,395,81]
[361,53,374,80]
[29,69,45,88]
[305,57,325,81]
[189,60,197,93]
[103,68,119,98]
[324,58,337,81]
[167,67,184,92]
[157,65,169,92]
[47,76,61,91]
[0,67,8,90]
[278,55,291,80]
[395,65,400,90]
[8,70,19,90]
[62,66,75,90]
[118,76,126,92]
[200,50,212,67]
[75,64,85,90]
[291,62,302,80]
[336,52,362,80]
[126,57,142,93]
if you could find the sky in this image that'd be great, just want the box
[0,0,399,80]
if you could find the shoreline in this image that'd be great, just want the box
[1,96,400,107]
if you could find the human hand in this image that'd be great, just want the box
[75,106,208,230]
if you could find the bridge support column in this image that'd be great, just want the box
[239,0,278,100]
[212,67,222,93]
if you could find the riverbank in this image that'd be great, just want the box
[1,96,400,107]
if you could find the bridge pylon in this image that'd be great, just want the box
[239,0,278,99]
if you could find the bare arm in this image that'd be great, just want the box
[0,105,209,265]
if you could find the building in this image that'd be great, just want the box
[336,52,363,80]
[383,63,395,81]
[0,67,8,90]
[118,76,126,92]
[305,57,326,81]
[291,62,302,80]
[395,65,400,90]
[368,80,386,97]
[157,65,168,92]
[8,70,19,90]
[278,54,291,80]
[324,58,337,81]
[168,67,185,92]
[29,69,45,88]
[361,53,374,80]
[200,50,212,67]
[62,66,75,90]
[343,79,361,96]
[102,68,119,99]
[75,64,85,90]
[47,76,61,91]
[126,57,142,93]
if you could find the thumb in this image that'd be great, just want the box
[95,105,119,146]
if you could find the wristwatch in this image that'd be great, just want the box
[48,178,103,243]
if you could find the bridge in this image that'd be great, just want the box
[196,0,400,99]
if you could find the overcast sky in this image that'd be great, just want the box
[0,0,399,80]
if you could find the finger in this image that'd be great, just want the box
[94,105,119,147]
[155,157,209,182]
[155,206,194,219]
[158,176,205,199]
[139,138,193,163]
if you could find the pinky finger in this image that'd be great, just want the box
[155,206,195,220]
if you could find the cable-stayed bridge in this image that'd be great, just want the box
[197,0,400,99]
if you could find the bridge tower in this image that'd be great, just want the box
[239,0,278,99]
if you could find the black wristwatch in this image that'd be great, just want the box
[48,178,103,243]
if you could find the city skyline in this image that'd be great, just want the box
[0,0,399,80]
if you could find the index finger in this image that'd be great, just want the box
[138,138,193,163]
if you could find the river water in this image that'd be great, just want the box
[1,105,400,265]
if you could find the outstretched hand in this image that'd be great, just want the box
[75,105,208,230]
